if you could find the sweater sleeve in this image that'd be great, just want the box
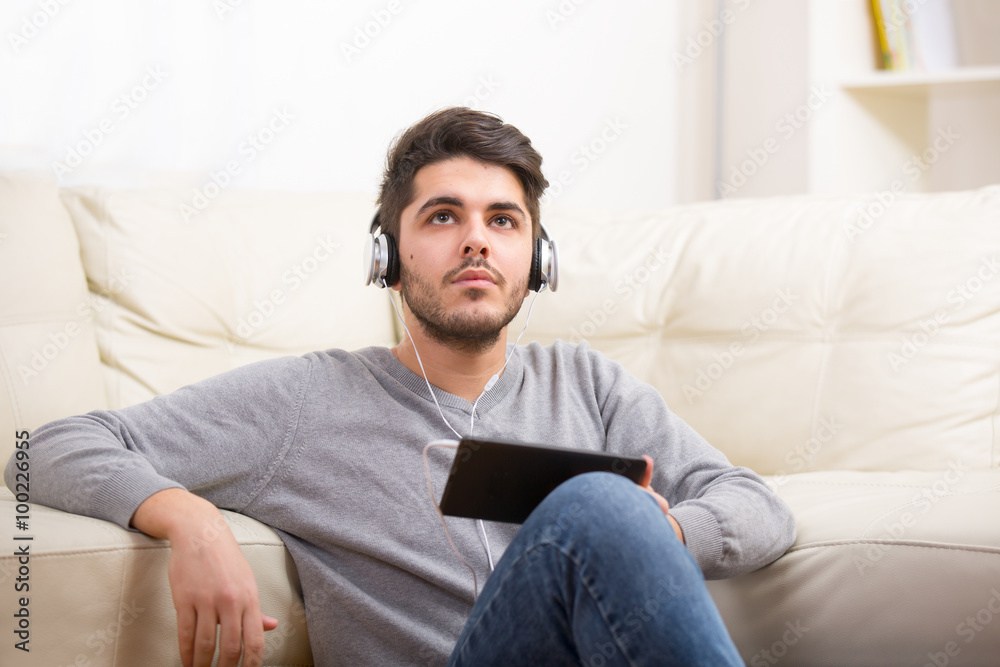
[4,355,311,530]
[582,344,796,579]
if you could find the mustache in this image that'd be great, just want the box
[442,258,507,287]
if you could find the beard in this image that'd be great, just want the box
[400,258,528,354]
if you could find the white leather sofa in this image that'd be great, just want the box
[2,171,999,666]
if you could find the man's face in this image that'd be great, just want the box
[395,156,533,352]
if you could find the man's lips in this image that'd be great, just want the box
[452,269,497,288]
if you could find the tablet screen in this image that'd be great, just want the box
[438,437,648,524]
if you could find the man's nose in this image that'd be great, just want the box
[461,220,490,259]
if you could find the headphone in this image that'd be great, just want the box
[363,212,559,292]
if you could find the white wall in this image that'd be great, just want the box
[0,0,679,209]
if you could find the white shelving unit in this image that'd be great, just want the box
[840,65,1000,92]
[718,0,1000,198]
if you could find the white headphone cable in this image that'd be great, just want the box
[469,289,539,432]
[387,287,539,592]
[466,291,538,574]
[422,440,482,600]
[386,291,463,440]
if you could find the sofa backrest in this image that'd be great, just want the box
[0,173,398,464]
[0,172,108,465]
[3,173,998,476]
[59,184,398,409]
[516,186,1000,476]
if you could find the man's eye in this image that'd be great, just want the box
[432,212,453,224]
[492,216,514,228]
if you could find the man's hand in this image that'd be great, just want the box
[131,488,278,667]
[639,456,685,543]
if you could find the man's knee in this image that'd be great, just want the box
[530,472,648,540]
[548,471,643,511]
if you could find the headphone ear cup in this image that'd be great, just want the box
[364,232,400,288]
[529,237,543,292]
[384,233,400,287]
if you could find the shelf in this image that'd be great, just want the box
[714,0,1000,198]
[840,66,1000,95]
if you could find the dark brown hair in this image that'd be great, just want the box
[377,107,549,241]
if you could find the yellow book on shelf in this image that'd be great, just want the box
[871,0,893,69]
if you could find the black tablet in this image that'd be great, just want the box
[438,437,648,524]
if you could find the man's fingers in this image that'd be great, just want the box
[158,499,268,667]
[638,483,670,513]
[649,489,670,515]
[634,459,683,541]
[212,603,248,667]
[640,455,654,488]
[177,605,272,667]
[242,608,269,667]
[638,455,670,513]
[176,606,197,667]
[193,609,220,667]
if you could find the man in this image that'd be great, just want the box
[7,107,796,666]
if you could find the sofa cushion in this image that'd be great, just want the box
[60,185,398,408]
[522,187,1000,474]
[0,172,107,463]
[708,468,1000,666]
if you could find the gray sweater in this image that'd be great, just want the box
[7,341,796,665]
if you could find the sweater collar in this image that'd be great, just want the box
[372,345,523,418]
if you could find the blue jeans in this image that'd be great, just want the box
[447,472,743,666]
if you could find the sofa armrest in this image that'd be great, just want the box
[0,488,312,666]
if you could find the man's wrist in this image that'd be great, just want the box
[130,488,221,541]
